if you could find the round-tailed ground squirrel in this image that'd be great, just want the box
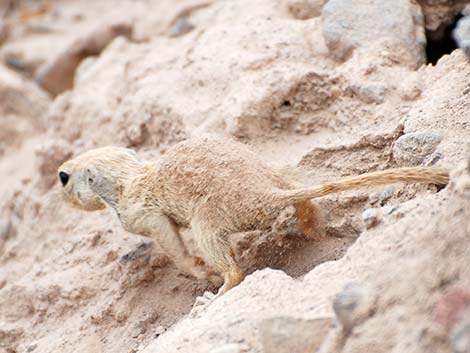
[58,137,449,302]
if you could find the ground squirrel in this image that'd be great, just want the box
[58,137,449,302]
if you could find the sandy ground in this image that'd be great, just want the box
[0,1,469,353]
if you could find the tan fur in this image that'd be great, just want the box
[58,138,449,299]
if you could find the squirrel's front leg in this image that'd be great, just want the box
[146,214,214,281]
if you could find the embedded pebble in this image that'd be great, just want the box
[362,208,380,229]
[333,282,376,331]
[379,186,396,205]
[169,18,195,37]
[393,132,442,166]
[119,241,153,264]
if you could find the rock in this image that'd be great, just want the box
[393,132,442,166]
[3,52,36,74]
[453,15,470,59]
[119,241,153,264]
[208,343,249,353]
[322,0,426,67]
[362,208,380,229]
[259,316,332,353]
[318,283,376,353]
[168,18,195,37]
[35,22,132,95]
[118,241,169,289]
[349,81,385,104]
[287,0,327,20]
[332,282,376,332]
[379,186,395,205]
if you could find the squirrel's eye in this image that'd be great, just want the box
[59,171,69,186]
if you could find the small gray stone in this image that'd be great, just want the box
[383,206,397,216]
[362,208,380,229]
[379,186,396,205]
[332,282,376,331]
[119,241,153,264]
[393,132,443,166]
[169,18,195,38]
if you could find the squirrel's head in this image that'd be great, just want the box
[58,146,142,211]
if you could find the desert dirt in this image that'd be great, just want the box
[0,1,469,353]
